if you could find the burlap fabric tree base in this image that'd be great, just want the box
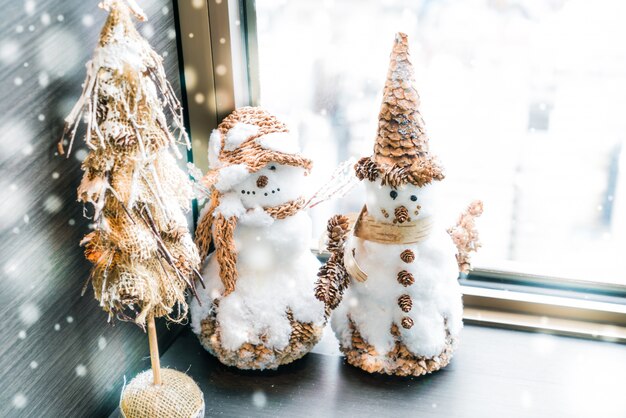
[340,319,456,377]
[120,369,204,418]
[198,303,324,370]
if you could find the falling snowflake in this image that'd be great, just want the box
[43,195,63,214]
[142,24,155,39]
[37,28,80,76]
[0,180,28,229]
[24,0,35,15]
[30,361,38,369]
[12,393,27,409]
[82,14,95,27]
[215,64,227,76]
[38,71,49,87]
[18,330,27,339]
[54,323,61,331]
[75,364,87,377]
[252,390,267,409]
[74,148,88,161]
[66,316,74,323]
[98,336,107,350]
[19,303,41,327]
[0,41,20,65]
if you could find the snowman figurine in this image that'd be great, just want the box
[190,107,326,370]
[316,33,482,376]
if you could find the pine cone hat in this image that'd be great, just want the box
[355,33,444,189]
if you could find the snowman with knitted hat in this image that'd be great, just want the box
[316,33,483,376]
[190,107,327,370]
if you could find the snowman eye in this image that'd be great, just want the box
[269,165,276,171]
[410,195,417,202]
[390,190,398,200]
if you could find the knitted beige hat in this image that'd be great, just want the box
[355,33,444,188]
[202,107,312,192]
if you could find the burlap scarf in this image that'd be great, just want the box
[195,194,306,296]
[344,205,433,283]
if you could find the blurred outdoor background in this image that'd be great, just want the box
[254,0,626,285]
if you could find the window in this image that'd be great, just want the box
[251,0,626,288]
[175,0,626,340]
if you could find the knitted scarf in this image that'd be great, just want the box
[195,194,306,295]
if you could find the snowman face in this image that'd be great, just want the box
[364,179,436,223]
[235,163,307,209]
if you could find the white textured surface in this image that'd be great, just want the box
[256,132,300,154]
[191,162,324,352]
[224,123,259,151]
[332,180,463,358]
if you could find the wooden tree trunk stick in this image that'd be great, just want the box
[147,314,162,385]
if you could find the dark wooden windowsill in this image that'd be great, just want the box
[111,324,626,417]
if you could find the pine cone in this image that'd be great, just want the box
[290,320,315,346]
[96,100,108,125]
[394,206,410,224]
[315,252,349,309]
[326,215,350,253]
[400,249,415,263]
[406,159,445,187]
[398,294,412,312]
[381,165,408,188]
[354,157,380,182]
[401,316,414,329]
[397,270,415,287]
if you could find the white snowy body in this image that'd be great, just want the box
[190,159,325,359]
[332,180,463,359]
[191,210,324,352]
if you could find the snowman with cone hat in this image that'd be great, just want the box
[316,33,483,376]
[191,107,327,370]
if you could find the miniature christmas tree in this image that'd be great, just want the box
[59,1,204,416]
[316,33,483,377]
[190,107,327,370]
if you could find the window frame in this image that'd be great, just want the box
[174,0,626,343]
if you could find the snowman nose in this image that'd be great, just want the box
[256,175,269,188]
[394,206,410,224]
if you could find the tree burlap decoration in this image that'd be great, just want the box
[60,1,203,416]
[62,0,201,327]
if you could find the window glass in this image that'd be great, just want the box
[254,0,626,285]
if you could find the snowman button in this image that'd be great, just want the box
[401,317,414,329]
[398,294,412,312]
[397,270,414,287]
[400,249,415,263]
